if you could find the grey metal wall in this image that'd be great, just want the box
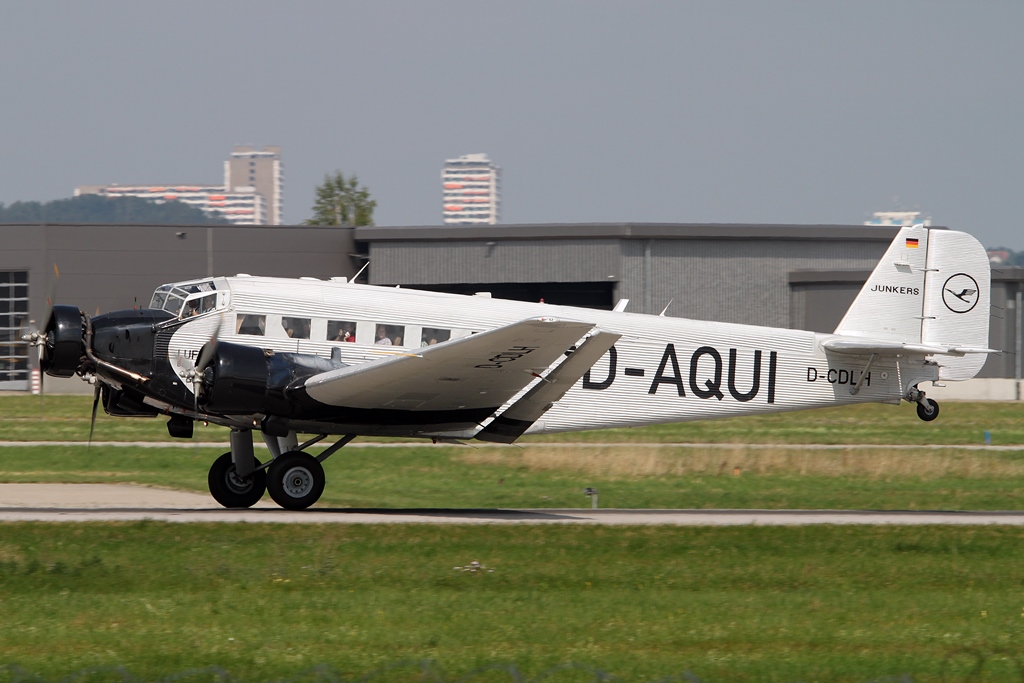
[0,223,358,393]
[985,273,1024,379]
[369,239,622,285]
[372,235,889,329]
[0,223,358,332]
[618,238,888,326]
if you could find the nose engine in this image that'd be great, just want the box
[39,305,86,378]
[37,305,173,382]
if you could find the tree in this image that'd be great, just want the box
[305,171,376,226]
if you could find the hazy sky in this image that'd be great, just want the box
[2,1,1022,247]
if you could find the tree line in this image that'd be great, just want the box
[0,171,378,227]
[0,194,227,224]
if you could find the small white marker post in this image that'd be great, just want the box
[584,487,598,509]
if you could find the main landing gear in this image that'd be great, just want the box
[906,387,940,422]
[206,429,356,510]
[208,452,266,509]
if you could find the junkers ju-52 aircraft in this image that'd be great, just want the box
[29,225,994,510]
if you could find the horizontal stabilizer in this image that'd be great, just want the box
[822,338,998,357]
[475,330,621,443]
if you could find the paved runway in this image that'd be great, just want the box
[2,484,1024,525]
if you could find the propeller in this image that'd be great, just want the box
[21,263,61,396]
[187,313,224,414]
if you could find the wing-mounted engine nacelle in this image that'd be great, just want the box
[40,305,86,378]
[198,341,346,416]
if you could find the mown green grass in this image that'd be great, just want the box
[4,396,1024,510]
[3,396,1024,445]
[3,523,1024,682]
[4,443,1024,510]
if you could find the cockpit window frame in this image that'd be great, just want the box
[150,281,219,319]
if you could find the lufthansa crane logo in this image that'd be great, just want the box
[942,273,980,314]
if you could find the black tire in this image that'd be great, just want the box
[266,451,325,511]
[916,398,940,422]
[208,452,267,508]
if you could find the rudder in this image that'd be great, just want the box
[920,229,991,379]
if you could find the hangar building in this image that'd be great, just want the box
[0,221,1019,392]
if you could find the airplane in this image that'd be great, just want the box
[26,224,994,510]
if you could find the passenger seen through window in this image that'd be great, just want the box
[421,327,451,346]
[328,320,356,342]
[282,317,310,339]
[375,324,404,346]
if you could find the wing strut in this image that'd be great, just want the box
[475,330,621,444]
[848,353,878,396]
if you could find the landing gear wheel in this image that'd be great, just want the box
[266,451,325,510]
[208,452,267,508]
[916,398,940,422]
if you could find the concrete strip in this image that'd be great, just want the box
[0,483,277,509]
[1,484,1024,525]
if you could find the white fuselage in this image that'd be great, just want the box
[165,276,937,435]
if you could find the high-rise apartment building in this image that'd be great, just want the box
[442,153,500,225]
[225,145,283,225]
[75,146,283,226]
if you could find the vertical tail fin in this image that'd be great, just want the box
[920,228,991,379]
[835,225,991,380]
[835,225,932,344]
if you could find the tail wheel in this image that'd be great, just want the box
[266,451,325,510]
[916,398,940,422]
[208,452,267,508]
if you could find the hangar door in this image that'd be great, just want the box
[0,271,30,390]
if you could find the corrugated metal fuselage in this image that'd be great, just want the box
[155,276,934,438]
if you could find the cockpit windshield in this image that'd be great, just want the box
[150,281,218,319]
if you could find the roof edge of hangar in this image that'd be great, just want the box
[353,222,910,243]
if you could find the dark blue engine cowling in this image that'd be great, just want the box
[199,341,346,416]
[41,305,86,378]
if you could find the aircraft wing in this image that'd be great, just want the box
[300,318,598,412]
[822,338,998,356]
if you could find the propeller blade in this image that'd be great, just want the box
[87,383,100,448]
[194,313,224,375]
[191,313,224,414]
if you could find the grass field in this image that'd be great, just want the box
[2,397,1024,510]
[6,443,1024,510]
[3,523,1024,682]
[5,398,1024,679]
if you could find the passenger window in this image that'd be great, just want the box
[374,324,404,346]
[236,314,266,336]
[282,317,311,339]
[421,327,451,346]
[327,320,357,342]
